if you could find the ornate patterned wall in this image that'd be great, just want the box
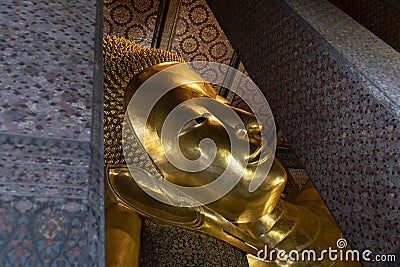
[103,0,235,63]
[170,0,234,64]
[104,0,159,46]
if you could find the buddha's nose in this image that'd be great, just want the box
[234,120,263,164]
[229,106,263,164]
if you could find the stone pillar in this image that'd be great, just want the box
[0,0,104,265]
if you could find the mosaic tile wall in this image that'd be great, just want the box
[103,0,235,76]
[328,0,400,52]
[0,0,94,140]
[0,0,103,265]
[207,0,400,265]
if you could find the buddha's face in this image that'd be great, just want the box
[126,63,287,223]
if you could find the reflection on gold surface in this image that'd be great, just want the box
[105,182,142,267]
[104,36,361,266]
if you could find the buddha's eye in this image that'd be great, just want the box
[194,115,208,124]
[182,113,210,131]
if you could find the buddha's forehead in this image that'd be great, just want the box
[125,62,219,109]
[187,82,216,99]
[151,86,238,125]
[157,83,216,105]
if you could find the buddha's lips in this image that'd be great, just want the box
[247,144,272,167]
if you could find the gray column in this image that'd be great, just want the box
[0,0,104,265]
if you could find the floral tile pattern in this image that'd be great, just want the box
[0,196,92,267]
[104,0,159,46]
[0,135,100,266]
[171,0,234,65]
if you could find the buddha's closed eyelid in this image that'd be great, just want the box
[181,113,211,132]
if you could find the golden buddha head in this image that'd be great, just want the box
[123,61,287,223]
[106,38,348,266]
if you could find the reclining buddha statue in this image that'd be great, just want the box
[103,36,359,267]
